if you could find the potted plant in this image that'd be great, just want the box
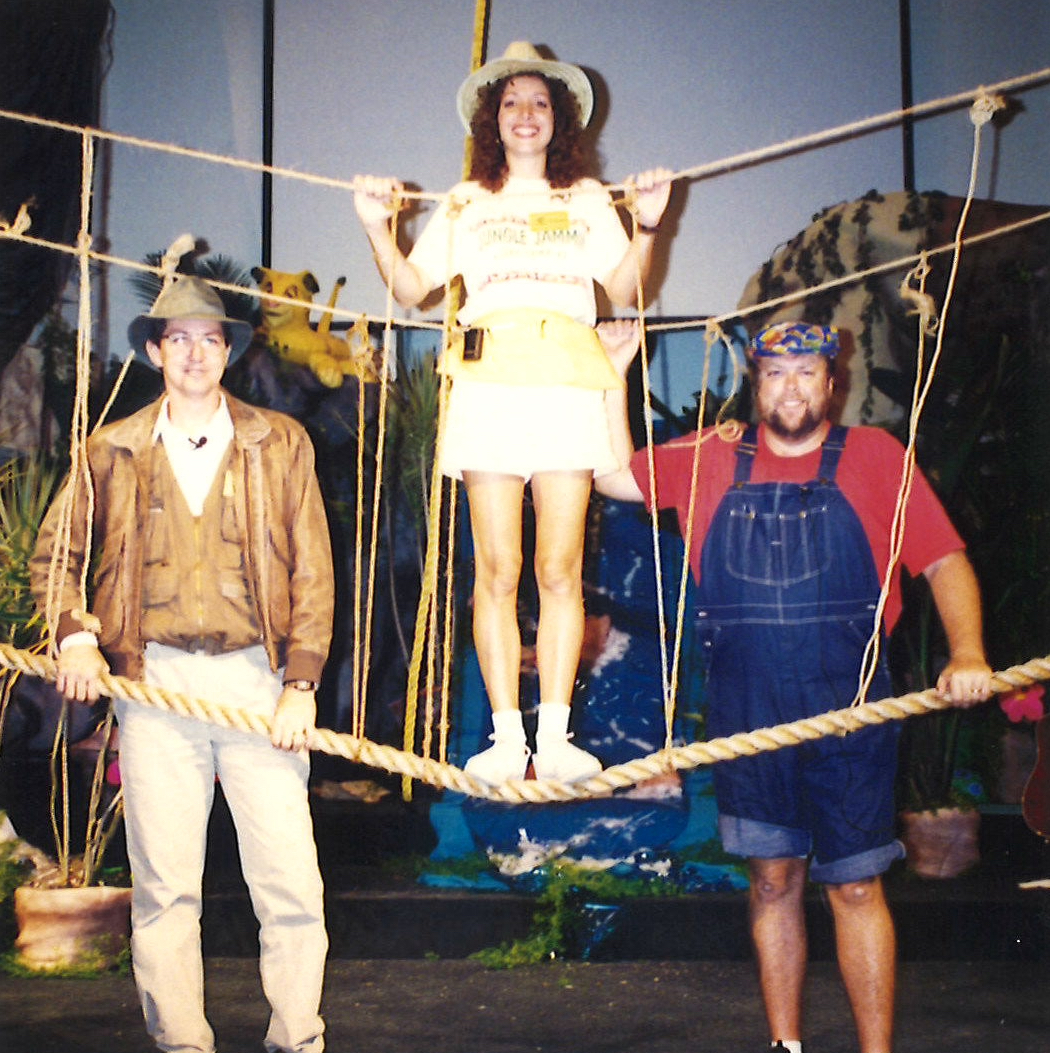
[890,568,988,877]
[886,316,1050,874]
[0,451,130,972]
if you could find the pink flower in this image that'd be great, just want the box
[999,684,1045,723]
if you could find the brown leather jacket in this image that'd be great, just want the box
[31,393,334,684]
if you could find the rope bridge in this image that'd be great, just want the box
[2,60,1049,807]
[2,641,1046,805]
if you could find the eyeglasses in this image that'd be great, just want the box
[160,330,229,354]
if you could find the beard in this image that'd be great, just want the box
[764,404,824,441]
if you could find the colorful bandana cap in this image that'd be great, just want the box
[748,322,839,360]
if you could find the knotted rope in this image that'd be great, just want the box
[3,72,1048,810]
[2,641,1045,805]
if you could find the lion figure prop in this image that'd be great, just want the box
[252,266,379,387]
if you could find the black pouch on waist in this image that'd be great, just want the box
[461,327,484,361]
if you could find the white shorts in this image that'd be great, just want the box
[438,378,619,482]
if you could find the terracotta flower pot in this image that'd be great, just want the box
[13,885,132,971]
[900,807,981,879]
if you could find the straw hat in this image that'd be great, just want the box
[128,276,254,367]
[455,41,593,132]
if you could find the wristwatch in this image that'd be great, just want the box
[283,679,318,692]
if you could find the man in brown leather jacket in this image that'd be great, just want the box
[31,276,334,1053]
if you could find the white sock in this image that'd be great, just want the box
[491,708,526,745]
[535,702,572,744]
[772,1041,803,1053]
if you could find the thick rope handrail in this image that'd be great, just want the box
[2,65,1047,203]
[2,64,1048,344]
[3,185,1048,349]
[2,642,1045,805]
[651,207,1050,337]
[2,67,1047,810]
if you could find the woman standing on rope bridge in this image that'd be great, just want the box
[354,42,672,785]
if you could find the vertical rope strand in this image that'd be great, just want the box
[662,325,717,751]
[44,129,99,882]
[355,317,393,739]
[438,485,458,761]
[403,6,488,794]
[401,199,461,797]
[853,94,1000,705]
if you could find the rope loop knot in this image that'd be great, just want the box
[899,252,939,335]
[970,90,1005,127]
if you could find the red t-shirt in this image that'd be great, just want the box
[630,423,964,632]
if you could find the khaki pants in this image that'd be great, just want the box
[116,644,327,1053]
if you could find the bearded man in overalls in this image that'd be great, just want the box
[596,319,993,1053]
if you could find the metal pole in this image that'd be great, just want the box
[899,0,915,193]
[261,0,275,266]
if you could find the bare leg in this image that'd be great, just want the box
[826,876,896,1053]
[530,470,592,705]
[749,857,808,1045]
[458,472,529,784]
[462,471,526,713]
[527,470,602,782]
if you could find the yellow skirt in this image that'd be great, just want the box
[438,377,619,482]
[438,308,623,390]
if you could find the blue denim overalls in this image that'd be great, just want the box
[696,424,903,882]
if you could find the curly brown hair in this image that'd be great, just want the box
[467,74,588,192]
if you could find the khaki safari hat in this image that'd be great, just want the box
[128,276,254,367]
[456,41,593,132]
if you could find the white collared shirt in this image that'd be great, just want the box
[152,396,235,515]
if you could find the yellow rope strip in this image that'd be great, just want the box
[620,206,673,748]
[417,0,486,773]
[438,485,458,762]
[623,209,747,756]
[399,195,461,797]
[1,641,1045,804]
[630,242,673,739]
[399,0,487,792]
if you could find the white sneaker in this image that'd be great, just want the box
[532,739,602,783]
[463,739,529,785]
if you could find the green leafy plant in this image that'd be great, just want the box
[887,258,1050,812]
[405,850,491,882]
[129,251,257,323]
[0,938,131,979]
[379,345,466,691]
[0,837,35,951]
[384,349,440,542]
[0,455,61,650]
[470,859,683,969]
[0,453,125,890]
[0,454,62,766]
[894,593,985,811]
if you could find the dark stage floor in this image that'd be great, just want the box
[2,957,1048,1053]
[3,769,1050,1052]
